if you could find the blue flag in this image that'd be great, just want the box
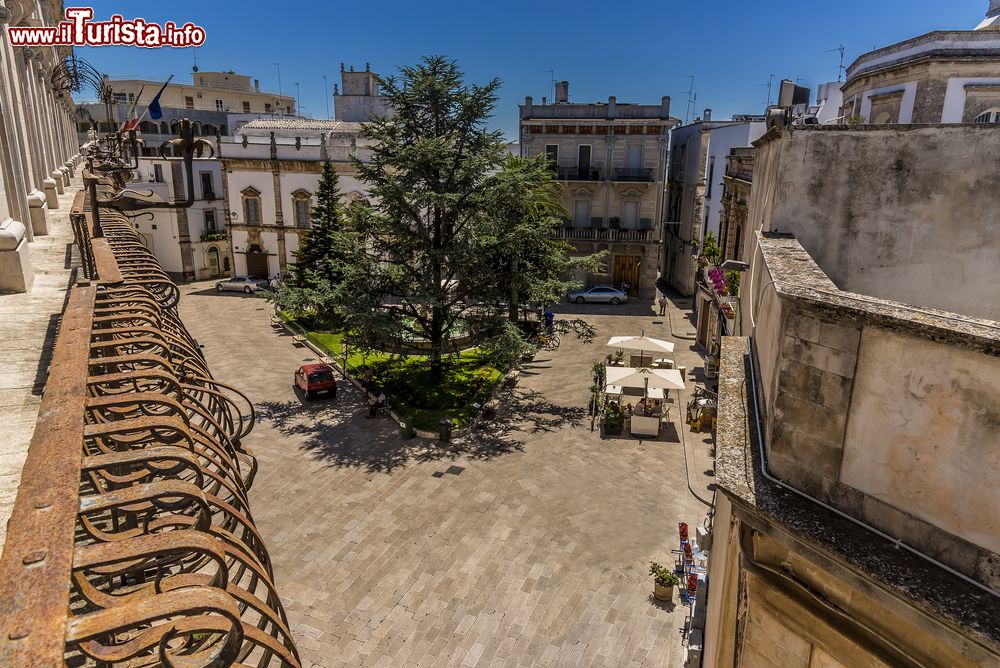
[148,93,163,120]
[145,75,173,121]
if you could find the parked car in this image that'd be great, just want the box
[294,363,338,400]
[215,276,268,294]
[567,285,629,304]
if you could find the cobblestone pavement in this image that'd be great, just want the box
[179,283,714,667]
[0,178,81,555]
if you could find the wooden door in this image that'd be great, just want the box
[612,255,641,295]
[246,251,268,279]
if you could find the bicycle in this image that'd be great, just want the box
[530,331,561,351]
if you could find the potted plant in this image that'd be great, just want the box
[650,562,680,602]
[603,402,624,434]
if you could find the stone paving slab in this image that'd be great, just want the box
[0,178,81,555]
[179,282,714,667]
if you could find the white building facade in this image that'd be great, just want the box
[127,157,229,281]
[220,120,371,279]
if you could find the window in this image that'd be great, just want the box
[286,106,292,115]
[733,224,743,261]
[112,92,127,103]
[204,209,217,232]
[185,96,194,109]
[622,200,639,228]
[200,172,215,199]
[545,144,559,167]
[128,93,135,102]
[573,199,590,227]
[153,163,163,183]
[292,190,311,229]
[974,108,1000,124]
[578,145,591,171]
[215,99,224,111]
[265,103,273,113]
[242,187,262,226]
[707,157,715,198]
[243,101,251,113]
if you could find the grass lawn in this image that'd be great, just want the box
[295,326,502,430]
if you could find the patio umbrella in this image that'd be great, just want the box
[607,333,675,367]
[605,366,685,402]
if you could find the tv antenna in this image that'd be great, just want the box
[756,73,775,107]
[191,46,199,73]
[684,75,695,124]
[827,45,845,82]
[546,69,555,102]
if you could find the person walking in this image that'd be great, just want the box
[622,279,631,296]
[657,294,667,316]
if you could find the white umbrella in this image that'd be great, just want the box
[607,333,675,367]
[605,366,684,391]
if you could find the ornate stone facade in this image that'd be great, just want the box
[0,0,81,292]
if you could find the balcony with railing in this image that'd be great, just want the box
[201,228,227,241]
[551,224,657,243]
[613,168,654,182]
[557,166,603,181]
[0,127,301,667]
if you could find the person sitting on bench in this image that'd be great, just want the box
[368,391,387,418]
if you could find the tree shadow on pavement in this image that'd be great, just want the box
[255,383,586,474]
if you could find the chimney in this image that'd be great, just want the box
[254,79,260,93]
[661,96,671,118]
[704,108,712,121]
[555,80,569,104]
[608,96,617,118]
[523,96,532,117]
[542,97,547,106]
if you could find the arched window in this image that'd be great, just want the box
[974,108,1000,124]
[292,190,312,229]
[242,187,262,226]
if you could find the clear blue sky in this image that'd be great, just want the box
[78,0,988,138]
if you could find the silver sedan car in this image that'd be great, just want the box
[215,276,268,294]
[567,285,629,304]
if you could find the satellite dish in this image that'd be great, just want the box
[192,65,199,72]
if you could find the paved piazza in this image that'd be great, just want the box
[179,282,714,667]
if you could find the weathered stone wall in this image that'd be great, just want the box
[842,327,1000,556]
[751,125,1000,321]
[767,305,860,495]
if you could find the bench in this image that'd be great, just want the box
[630,415,660,438]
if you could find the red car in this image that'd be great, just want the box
[294,363,337,400]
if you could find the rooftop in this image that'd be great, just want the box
[845,29,1000,81]
[715,335,1000,654]
[237,119,363,136]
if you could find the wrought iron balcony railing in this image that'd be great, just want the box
[0,128,300,667]
[613,168,654,182]
[557,167,603,181]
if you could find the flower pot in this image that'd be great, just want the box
[653,582,674,602]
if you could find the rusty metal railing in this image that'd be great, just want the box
[1,138,300,666]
